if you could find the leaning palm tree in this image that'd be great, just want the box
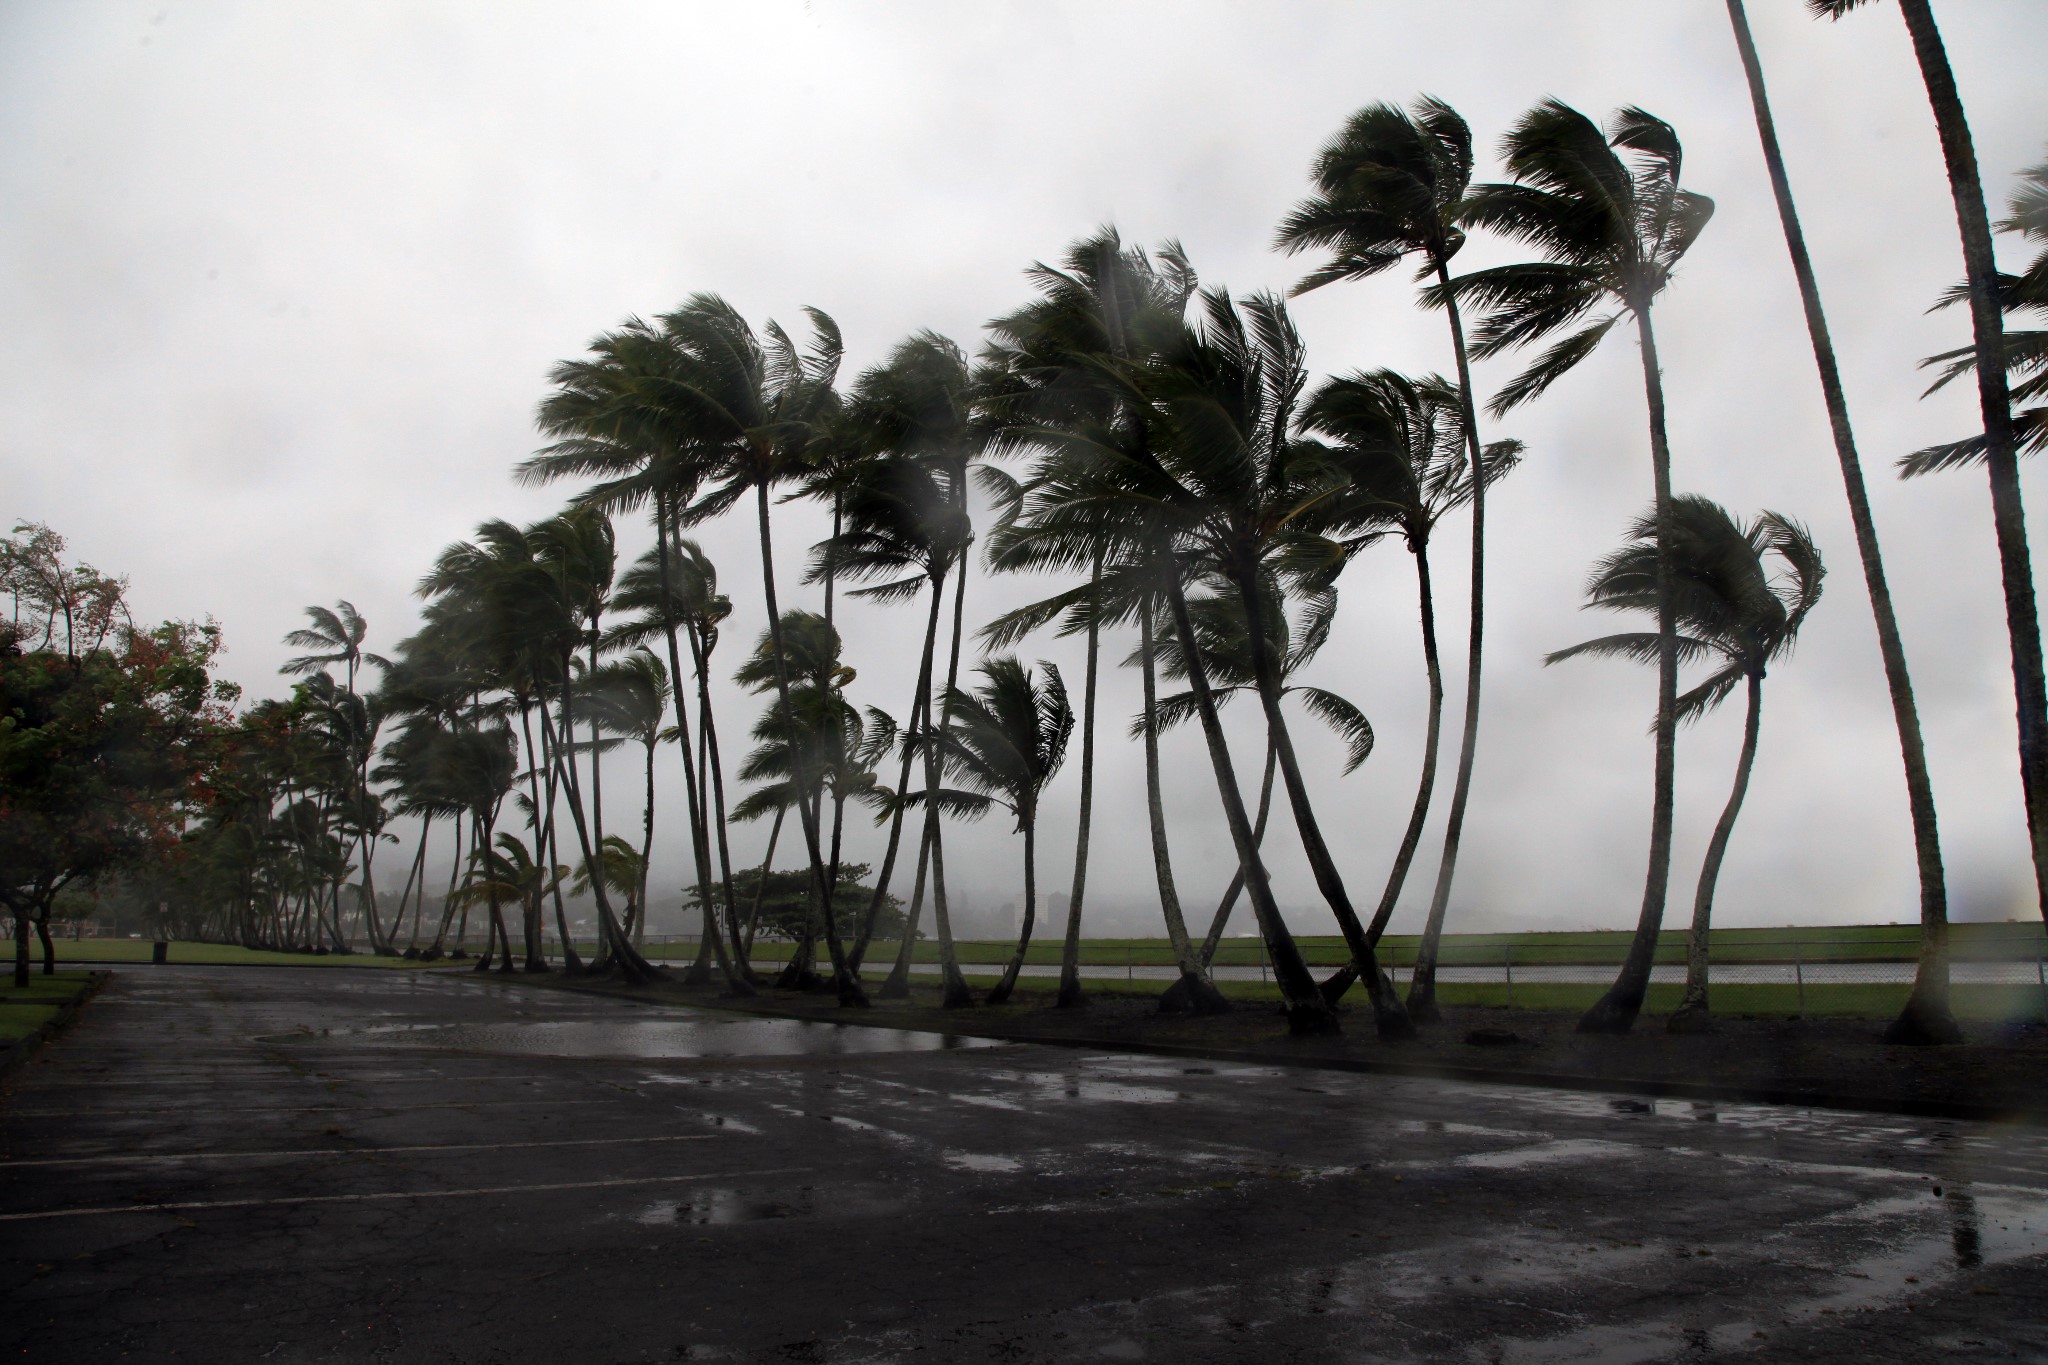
[1724,0,1958,1043]
[580,650,672,948]
[1446,101,1714,1034]
[283,601,388,695]
[917,658,1072,1005]
[1277,95,1506,1025]
[1814,1,2047,970]
[1548,496,1825,1032]
[1300,369,1521,1016]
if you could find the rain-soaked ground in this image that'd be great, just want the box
[2,967,2044,1363]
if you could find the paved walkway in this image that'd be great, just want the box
[3,966,2045,1362]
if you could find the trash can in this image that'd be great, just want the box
[151,940,168,964]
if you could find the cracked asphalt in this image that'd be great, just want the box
[2,966,2046,1363]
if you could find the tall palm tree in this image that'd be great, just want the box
[1548,496,1825,1031]
[982,229,1250,1019]
[1446,101,1714,1034]
[282,601,389,695]
[1277,95,1505,1025]
[1300,370,1521,1015]
[1139,287,1412,1037]
[1814,0,2047,963]
[811,335,986,1006]
[914,657,1072,1005]
[1724,0,1959,1043]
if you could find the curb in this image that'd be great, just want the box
[0,970,109,1087]
[497,971,2048,1128]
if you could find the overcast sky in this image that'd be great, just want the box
[5,1,2046,939]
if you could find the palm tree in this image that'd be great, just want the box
[581,650,672,948]
[1277,95,1507,1025]
[1814,0,2047,962]
[282,601,388,695]
[982,229,1249,1019]
[810,335,985,1006]
[1724,0,1959,1043]
[1445,101,1714,1034]
[918,657,1072,1005]
[1300,370,1521,1015]
[1145,581,1375,993]
[1548,496,1825,1031]
[570,834,644,940]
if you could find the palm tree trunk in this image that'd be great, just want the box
[396,814,431,952]
[744,806,784,960]
[1139,602,1229,1014]
[1578,303,1680,1035]
[1727,0,1957,1042]
[754,480,866,1006]
[1362,539,1447,980]
[1899,0,2045,936]
[697,634,756,985]
[1235,569,1411,1038]
[855,572,947,970]
[1196,735,1278,966]
[550,677,661,984]
[518,701,576,973]
[639,736,657,949]
[1057,551,1103,1008]
[1159,569,1331,1032]
[1671,670,1764,1032]
[1409,263,1493,1024]
[987,815,1037,1005]
[427,817,463,959]
[882,817,934,997]
[922,562,973,1008]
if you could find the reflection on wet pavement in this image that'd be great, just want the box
[276,1015,1007,1059]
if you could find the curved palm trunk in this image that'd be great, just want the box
[1409,267,1493,1024]
[855,573,947,970]
[743,806,783,961]
[1139,603,1228,1014]
[754,481,866,1006]
[881,817,934,998]
[1726,0,1956,1043]
[922,561,974,1007]
[638,735,657,946]
[1058,552,1103,1008]
[698,639,757,986]
[1578,304,1680,1035]
[551,682,661,985]
[426,817,464,959]
[396,815,432,952]
[1366,539,1446,951]
[1236,569,1412,1039]
[1160,570,1331,1033]
[1902,0,2040,1010]
[1671,671,1764,1031]
[518,701,577,973]
[1195,735,1279,966]
[987,816,1037,1005]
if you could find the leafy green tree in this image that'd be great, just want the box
[1548,497,1825,1031]
[693,863,907,945]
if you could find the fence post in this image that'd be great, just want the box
[1504,945,1514,1009]
[1795,943,1806,1018]
[1126,945,1133,984]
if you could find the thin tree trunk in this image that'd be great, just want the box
[639,736,657,951]
[987,816,1037,1005]
[1139,603,1228,1014]
[1671,671,1764,1032]
[851,586,943,971]
[551,676,660,984]
[1899,0,2045,939]
[1058,551,1102,1008]
[517,701,572,973]
[1160,569,1331,1032]
[754,481,866,1006]
[1235,568,1411,1038]
[1197,735,1278,966]
[1409,264,1493,1024]
[882,817,934,998]
[1578,304,1680,1035]
[698,633,756,986]
[397,814,431,953]
[921,562,973,1007]
[1374,537,1447,949]
[427,817,463,958]
[34,907,54,975]
[744,806,784,960]
[1726,0,1956,1042]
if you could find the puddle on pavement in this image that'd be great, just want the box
[944,1151,1024,1174]
[632,1184,901,1227]
[274,1017,1008,1060]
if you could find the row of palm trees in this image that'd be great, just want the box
[161,2,2038,1045]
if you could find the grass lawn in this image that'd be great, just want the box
[57,939,443,968]
[0,970,98,1042]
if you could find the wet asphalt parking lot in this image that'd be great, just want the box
[2,966,2046,1363]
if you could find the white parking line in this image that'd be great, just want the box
[0,1133,720,1169]
[0,1166,813,1222]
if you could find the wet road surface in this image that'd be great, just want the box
[3,966,2045,1363]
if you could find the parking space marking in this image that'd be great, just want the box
[0,1165,813,1222]
[0,1133,721,1169]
